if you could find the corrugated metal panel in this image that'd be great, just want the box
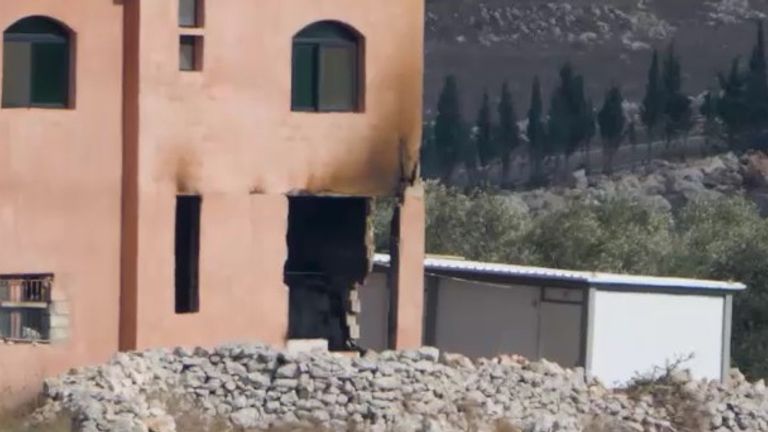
[373,254,746,292]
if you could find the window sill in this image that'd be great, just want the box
[179,26,205,35]
[0,337,51,346]
[0,301,49,309]
[1,104,72,110]
[291,109,363,114]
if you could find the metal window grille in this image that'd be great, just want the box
[0,274,53,342]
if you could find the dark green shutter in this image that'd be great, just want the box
[2,41,32,107]
[292,43,317,110]
[31,42,69,106]
[318,45,356,111]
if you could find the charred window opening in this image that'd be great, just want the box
[175,195,201,314]
[284,196,370,351]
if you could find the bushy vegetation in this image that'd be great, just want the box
[375,181,768,380]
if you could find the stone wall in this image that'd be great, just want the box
[28,343,768,432]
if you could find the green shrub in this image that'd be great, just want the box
[373,182,768,379]
[522,197,673,274]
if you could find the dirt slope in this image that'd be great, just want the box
[424,0,768,118]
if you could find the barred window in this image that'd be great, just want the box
[0,274,53,342]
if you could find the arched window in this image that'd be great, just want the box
[2,16,71,108]
[292,21,362,112]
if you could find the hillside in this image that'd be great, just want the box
[424,0,768,117]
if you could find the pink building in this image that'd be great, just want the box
[0,0,425,405]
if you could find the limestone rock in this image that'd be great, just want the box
[29,343,768,432]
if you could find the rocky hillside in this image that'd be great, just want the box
[424,0,768,117]
[23,344,768,432]
[502,151,768,216]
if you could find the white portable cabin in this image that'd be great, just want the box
[361,254,745,386]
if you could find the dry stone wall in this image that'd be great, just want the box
[28,343,768,432]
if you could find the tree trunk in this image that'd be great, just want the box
[561,153,569,183]
[646,130,654,166]
[585,140,592,175]
[441,160,455,185]
[681,134,689,162]
[501,154,510,188]
[606,151,614,175]
[630,144,636,171]
[531,155,543,186]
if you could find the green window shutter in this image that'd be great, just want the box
[2,40,32,107]
[292,43,317,111]
[31,42,69,107]
[318,45,356,111]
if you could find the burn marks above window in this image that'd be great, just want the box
[291,21,363,113]
[2,16,72,109]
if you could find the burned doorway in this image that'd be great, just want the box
[284,196,371,351]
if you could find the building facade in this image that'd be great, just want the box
[0,0,425,405]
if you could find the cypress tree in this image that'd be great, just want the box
[420,121,438,179]
[527,77,546,184]
[747,20,768,139]
[717,59,749,149]
[497,81,520,181]
[598,86,626,174]
[570,75,591,158]
[434,75,465,182]
[701,91,720,155]
[548,63,591,175]
[641,49,664,163]
[580,97,597,174]
[627,120,638,169]
[547,88,570,162]
[661,44,680,145]
[475,90,495,168]
[547,66,572,165]
[462,140,479,184]
[662,44,692,159]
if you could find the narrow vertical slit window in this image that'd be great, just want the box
[175,195,201,314]
[179,35,203,71]
[179,0,203,28]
